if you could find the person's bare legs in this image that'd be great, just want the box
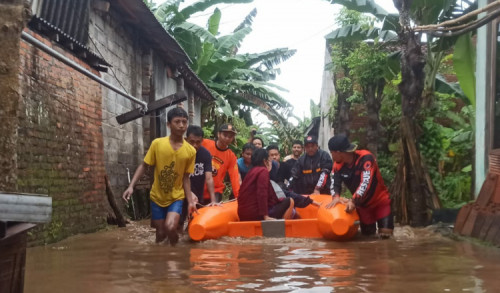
[152,219,167,243]
[165,212,181,246]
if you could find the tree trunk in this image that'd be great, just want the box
[391,0,441,226]
[364,80,384,155]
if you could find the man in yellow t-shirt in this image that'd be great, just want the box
[123,107,197,245]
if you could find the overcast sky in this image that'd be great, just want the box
[178,0,398,123]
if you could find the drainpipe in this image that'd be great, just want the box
[20,31,148,112]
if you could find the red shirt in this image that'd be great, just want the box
[330,150,390,209]
[237,166,279,221]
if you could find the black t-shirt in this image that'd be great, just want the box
[190,146,212,201]
[277,158,297,184]
[269,160,279,182]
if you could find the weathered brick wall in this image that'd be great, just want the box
[0,1,28,192]
[89,9,144,209]
[18,30,107,245]
[349,104,369,148]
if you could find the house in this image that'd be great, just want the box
[1,0,214,245]
[474,0,500,195]
[453,0,500,245]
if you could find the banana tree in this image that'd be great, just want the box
[150,1,301,143]
[330,0,480,225]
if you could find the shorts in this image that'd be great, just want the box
[356,199,392,225]
[356,199,394,235]
[151,200,183,220]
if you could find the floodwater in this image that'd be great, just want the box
[25,221,500,293]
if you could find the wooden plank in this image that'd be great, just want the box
[0,222,5,239]
[0,193,51,223]
[104,175,126,227]
[0,228,29,293]
[115,92,187,124]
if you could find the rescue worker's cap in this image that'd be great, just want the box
[219,123,237,134]
[304,135,318,145]
[328,134,357,152]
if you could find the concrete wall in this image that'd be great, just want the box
[475,0,492,196]
[89,8,144,206]
[18,31,107,245]
[318,46,335,151]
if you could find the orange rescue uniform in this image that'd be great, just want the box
[201,139,240,199]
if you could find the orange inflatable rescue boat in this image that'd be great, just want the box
[189,194,359,241]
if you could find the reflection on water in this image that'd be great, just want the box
[25,221,500,293]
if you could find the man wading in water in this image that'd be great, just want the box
[326,134,393,238]
[122,107,197,245]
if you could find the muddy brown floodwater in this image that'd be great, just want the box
[25,221,500,293]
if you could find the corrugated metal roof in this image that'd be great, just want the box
[29,16,110,70]
[31,0,90,45]
[29,0,110,70]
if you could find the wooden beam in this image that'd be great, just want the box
[116,92,187,125]
[0,193,51,223]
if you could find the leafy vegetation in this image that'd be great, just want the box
[147,0,303,152]
[328,0,477,221]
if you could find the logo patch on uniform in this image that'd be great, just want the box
[363,161,372,171]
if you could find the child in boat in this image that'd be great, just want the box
[122,107,197,245]
[237,143,254,182]
[237,149,294,221]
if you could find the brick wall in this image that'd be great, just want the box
[18,30,107,245]
[349,104,369,148]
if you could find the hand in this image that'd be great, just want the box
[263,215,276,220]
[312,201,322,207]
[325,196,340,209]
[312,188,321,195]
[122,186,133,202]
[345,200,356,213]
[207,201,221,207]
[188,201,199,215]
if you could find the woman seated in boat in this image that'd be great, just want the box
[237,148,294,221]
